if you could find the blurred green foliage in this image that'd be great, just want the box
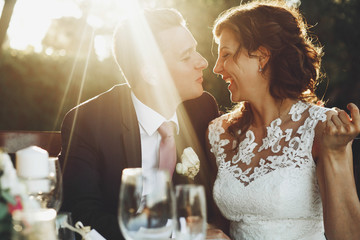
[0,0,359,130]
[300,0,360,109]
[0,50,120,130]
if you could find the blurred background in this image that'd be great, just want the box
[0,0,359,131]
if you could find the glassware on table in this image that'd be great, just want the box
[46,157,63,212]
[11,208,57,240]
[175,184,207,240]
[118,168,176,240]
[45,158,70,239]
[56,212,76,240]
[21,157,63,212]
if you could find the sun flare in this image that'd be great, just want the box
[5,0,81,52]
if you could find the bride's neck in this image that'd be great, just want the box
[250,98,296,129]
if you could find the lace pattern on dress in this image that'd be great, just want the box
[209,101,329,185]
[209,101,330,240]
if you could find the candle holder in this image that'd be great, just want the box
[11,208,57,240]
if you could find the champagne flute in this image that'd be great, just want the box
[47,160,74,240]
[11,208,58,240]
[18,156,62,212]
[118,168,176,240]
[175,184,207,240]
[24,157,62,212]
[46,157,63,212]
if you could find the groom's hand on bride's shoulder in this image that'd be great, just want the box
[206,224,231,240]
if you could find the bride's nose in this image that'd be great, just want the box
[213,57,223,75]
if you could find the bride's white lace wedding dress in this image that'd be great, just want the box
[208,101,330,240]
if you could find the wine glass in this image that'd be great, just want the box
[46,157,63,212]
[175,184,207,240]
[118,168,176,240]
[22,157,63,212]
[11,208,58,240]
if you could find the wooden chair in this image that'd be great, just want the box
[0,130,61,163]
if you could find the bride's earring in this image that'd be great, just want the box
[258,65,263,73]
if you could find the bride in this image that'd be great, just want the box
[206,1,360,239]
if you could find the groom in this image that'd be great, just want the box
[59,8,228,239]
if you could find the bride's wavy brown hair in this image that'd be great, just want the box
[213,0,323,137]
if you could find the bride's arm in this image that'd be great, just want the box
[205,124,231,239]
[315,103,360,240]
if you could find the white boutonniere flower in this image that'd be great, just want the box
[176,147,200,180]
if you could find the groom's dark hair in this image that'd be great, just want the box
[112,8,186,87]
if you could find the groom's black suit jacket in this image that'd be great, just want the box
[59,84,227,239]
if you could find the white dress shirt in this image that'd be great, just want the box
[131,92,179,173]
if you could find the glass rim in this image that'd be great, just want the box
[175,184,204,189]
[12,208,57,221]
[122,167,171,177]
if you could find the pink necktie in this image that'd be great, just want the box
[158,121,177,179]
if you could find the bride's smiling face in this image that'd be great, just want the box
[213,28,261,103]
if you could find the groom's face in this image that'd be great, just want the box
[157,26,208,101]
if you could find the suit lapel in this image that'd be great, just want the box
[115,85,142,168]
[174,103,201,184]
[173,94,215,185]
[175,103,188,161]
[176,103,202,158]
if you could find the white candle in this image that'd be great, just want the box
[16,146,51,193]
[16,146,49,178]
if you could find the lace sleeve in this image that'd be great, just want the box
[207,116,232,167]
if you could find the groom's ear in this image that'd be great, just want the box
[140,65,161,86]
